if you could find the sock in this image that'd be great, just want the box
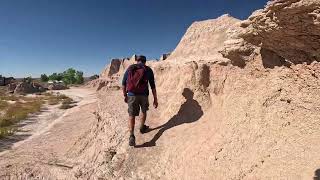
[130,130,134,136]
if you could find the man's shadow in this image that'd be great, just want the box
[136,88,203,148]
[314,169,320,180]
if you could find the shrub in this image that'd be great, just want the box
[46,68,84,85]
[59,97,74,109]
[0,127,15,138]
[75,71,84,84]
[59,104,73,109]
[40,74,49,82]
[0,100,44,128]
[0,100,8,110]
[62,98,73,105]
[0,95,19,101]
[0,92,73,138]
[90,74,99,80]
[23,76,33,84]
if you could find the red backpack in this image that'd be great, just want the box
[126,64,148,93]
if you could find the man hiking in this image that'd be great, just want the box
[122,55,158,146]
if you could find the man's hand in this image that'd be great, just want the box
[122,85,128,103]
[153,99,158,108]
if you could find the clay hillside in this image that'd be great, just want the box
[83,0,320,179]
[3,0,318,179]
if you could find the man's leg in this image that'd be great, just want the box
[140,112,147,129]
[140,96,149,134]
[129,116,135,136]
[127,96,139,146]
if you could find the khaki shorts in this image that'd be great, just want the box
[127,96,149,117]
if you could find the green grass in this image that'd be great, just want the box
[0,127,15,138]
[0,87,6,95]
[0,92,73,139]
[59,104,73,109]
[0,100,44,127]
[44,93,71,105]
[59,97,75,109]
[0,95,19,101]
[0,100,8,110]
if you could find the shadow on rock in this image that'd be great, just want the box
[314,169,320,180]
[0,134,31,152]
[136,88,203,148]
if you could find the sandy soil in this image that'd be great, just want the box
[0,87,97,179]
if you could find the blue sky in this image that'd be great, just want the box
[0,0,268,78]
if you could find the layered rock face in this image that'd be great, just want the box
[47,83,68,90]
[88,54,158,91]
[168,14,240,63]
[160,53,171,61]
[14,82,45,94]
[240,0,320,65]
[100,54,140,79]
[75,0,320,179]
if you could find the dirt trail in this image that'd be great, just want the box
[0,87,97,179]
[72,89,211,180]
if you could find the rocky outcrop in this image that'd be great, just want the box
[48,83,68,90]
[100,55,138,79]
[0,76,14,86]
[219,22,257,67]
[47,1,320,179]
[167,14,241,63]
[14,82,45,94]
[107,59,121,77]
[240,0,320,65]
[160,53,171,61]
[7,83,17,93]
[86,78,121,91]
[101,59,122,78]
[93,54,159,91]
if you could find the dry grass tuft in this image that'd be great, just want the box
[0,91,73,138]
[59,97,75,109]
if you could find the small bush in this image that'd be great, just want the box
[48,98,60,105]
[62,98,73,105]
[0,100,8,110]
[44,93,71,105]
[59,104,73,109]
[0,88,6,96]
[0,127,15,138]
[57,94,69,100]
[40,74,49,82]
[0,95,19,101]
[0,92,73,138]
[59,97,74,109]
[0,100,44,128]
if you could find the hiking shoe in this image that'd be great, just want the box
[140,125,150,134]
[129,135,136,147]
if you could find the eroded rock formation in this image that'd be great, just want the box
[160,53,171,61]
[14,82,45,94]
[77,1,320,179]
[3,0,317,179]
[48,83,68,90]
[167,14,240,63]
[240,0,320,65]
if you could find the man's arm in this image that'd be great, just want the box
[152,88,158,108]
[149,68,158,108]
[122,70,128,102]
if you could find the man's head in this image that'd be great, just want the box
[136,55,147,64]
[182,88,194,100]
